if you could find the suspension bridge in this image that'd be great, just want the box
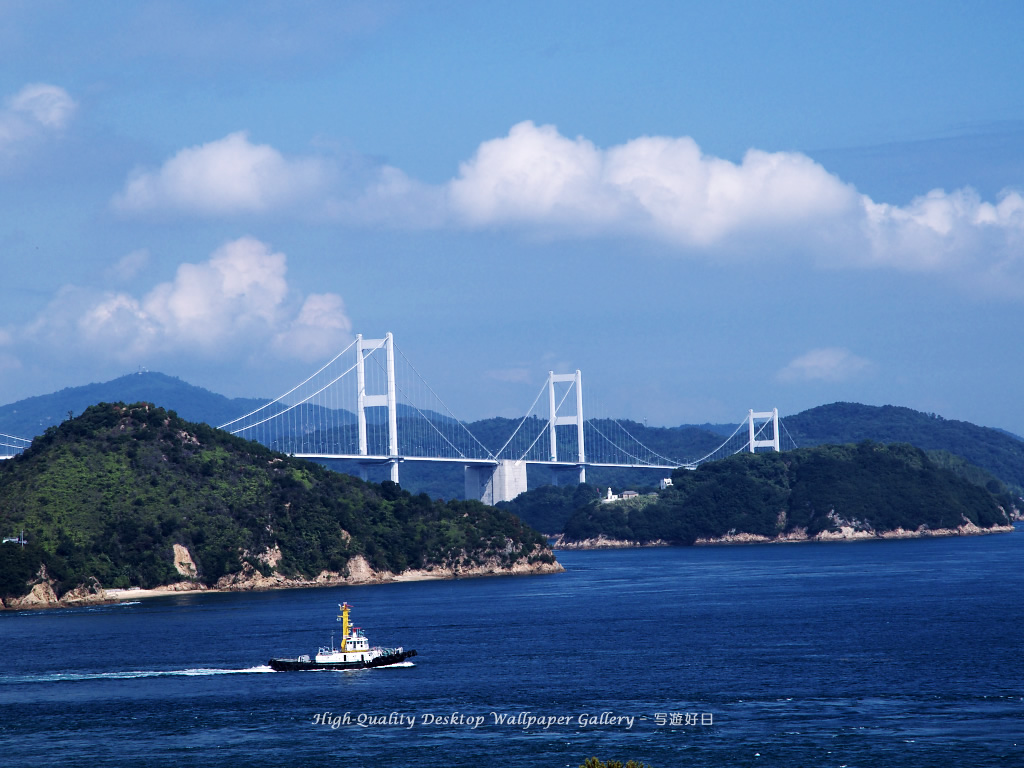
[1,433,31,461]
[0,333,797,502]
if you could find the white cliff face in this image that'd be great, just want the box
[213,548,563,591]
[173,544,198,578]
[14,579,58,607]
[4,543,564,609]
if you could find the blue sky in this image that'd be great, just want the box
[2,0,1024,435]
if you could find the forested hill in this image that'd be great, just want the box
[557,442,1015,546]
[786,403,1024,492]
[0,403,557,603]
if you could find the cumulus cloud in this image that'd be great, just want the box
[24,237,351,364]
[0,83,75,156]
[861,187,1024,277]
[110,122,1024,292]
[272,292,353,361]
[444,121,1024,291]
[776,347,875,383]
[113,132,331,215]
[448,121,860,246]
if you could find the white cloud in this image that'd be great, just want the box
[444,121,1024,291]
[113,132,331,215]
[448,121,860,246]
[860,187,1024,278]
[777,347,875,383]
[272,293,352,361]
[109,122,1024,293]
[24,237,351,365]
[0,83,75,156]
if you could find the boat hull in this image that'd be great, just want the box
[268,649,417,672]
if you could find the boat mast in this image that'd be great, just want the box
[338,602,351,651]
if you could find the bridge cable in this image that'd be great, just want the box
[584,419,654,466]
[514,382,575,462]
[683,419,749,467]
[391,343,497,459]
[226,359,361,436]
[598,417,681,467]
[217,337,359,430]
[780,419,799,450]
[491,379,549,460]
[366,352,481,460]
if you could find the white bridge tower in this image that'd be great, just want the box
[748,408,780,453]
[548,370,586,484]
[356,333,399,483]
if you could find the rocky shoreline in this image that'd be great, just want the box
[1,552,563,611]
[552,522,1016,550]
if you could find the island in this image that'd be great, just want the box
[0,403,561,609]
[515,442,1016,548]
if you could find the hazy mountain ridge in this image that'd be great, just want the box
[3,374,1022,497]
[785,403,1024,493]
[0,372,266,437]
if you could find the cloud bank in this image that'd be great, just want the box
[19,237,351,366]
[112,121,1024,291]
[446,122,1024,285]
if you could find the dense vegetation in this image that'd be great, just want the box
[561,442,1015,545]
[0,403,554,601]
[497,483,603,534]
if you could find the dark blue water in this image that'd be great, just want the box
[3,527,1023,767]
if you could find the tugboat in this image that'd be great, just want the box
[268,602,417,671]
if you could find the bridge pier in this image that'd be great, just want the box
[357,458,400,484]
[549,464,586,487]
[465,460,528,505]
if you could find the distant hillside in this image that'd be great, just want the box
[557,442,1015,546]
[5,375,1024,500]
[785,403,1024,493]
[0,403,558,605]
[0,372,266,438]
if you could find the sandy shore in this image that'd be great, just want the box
[103,585,208,601]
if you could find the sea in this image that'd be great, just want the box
[2,526,1023,768]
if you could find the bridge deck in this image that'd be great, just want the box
[290,453,678,470]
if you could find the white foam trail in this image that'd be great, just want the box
[4,665,275,684]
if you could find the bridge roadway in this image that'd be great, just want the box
[291,453,677,470]
[291,453,679,504]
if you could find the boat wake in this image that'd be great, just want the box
[4,665,274,684]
